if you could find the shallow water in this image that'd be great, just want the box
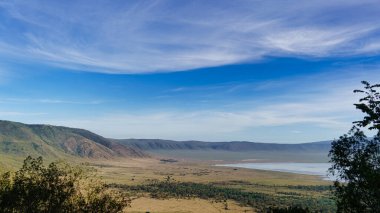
[218,162,334,181]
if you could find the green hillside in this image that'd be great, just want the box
[0,120,147,167]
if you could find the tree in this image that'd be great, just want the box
[329,81,380,212]
[0,156,127,213]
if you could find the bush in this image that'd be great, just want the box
[0,156,127,213]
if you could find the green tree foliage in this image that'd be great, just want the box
[267,206,310,213]
[0,156,127,213]
[329,81,380,212]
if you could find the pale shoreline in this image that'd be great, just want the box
[217,162,334,181]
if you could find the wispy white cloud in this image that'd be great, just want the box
[48,99,354,142]
[0,0,379,73]
[49,71,376,142]
[0,98,106,105]
[0,64,13,85]
[26,65,377,142]
[0,111,47,116]
[262,27,375,56]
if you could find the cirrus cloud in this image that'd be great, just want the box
[0,0,379,73]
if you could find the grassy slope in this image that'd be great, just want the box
[0,120,146,165]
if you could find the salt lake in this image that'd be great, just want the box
[218,162,334,180]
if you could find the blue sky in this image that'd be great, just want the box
[0,0,380,142]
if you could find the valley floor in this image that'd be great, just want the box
[125,197,254,213]
[91,158,329,186]
[86,157,334,212]
[1,155,335,212]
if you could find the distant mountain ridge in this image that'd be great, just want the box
[0,120,331,162]
[112,139,332,152]
[0,120,147,159]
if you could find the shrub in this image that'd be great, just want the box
[0,156,127,213]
